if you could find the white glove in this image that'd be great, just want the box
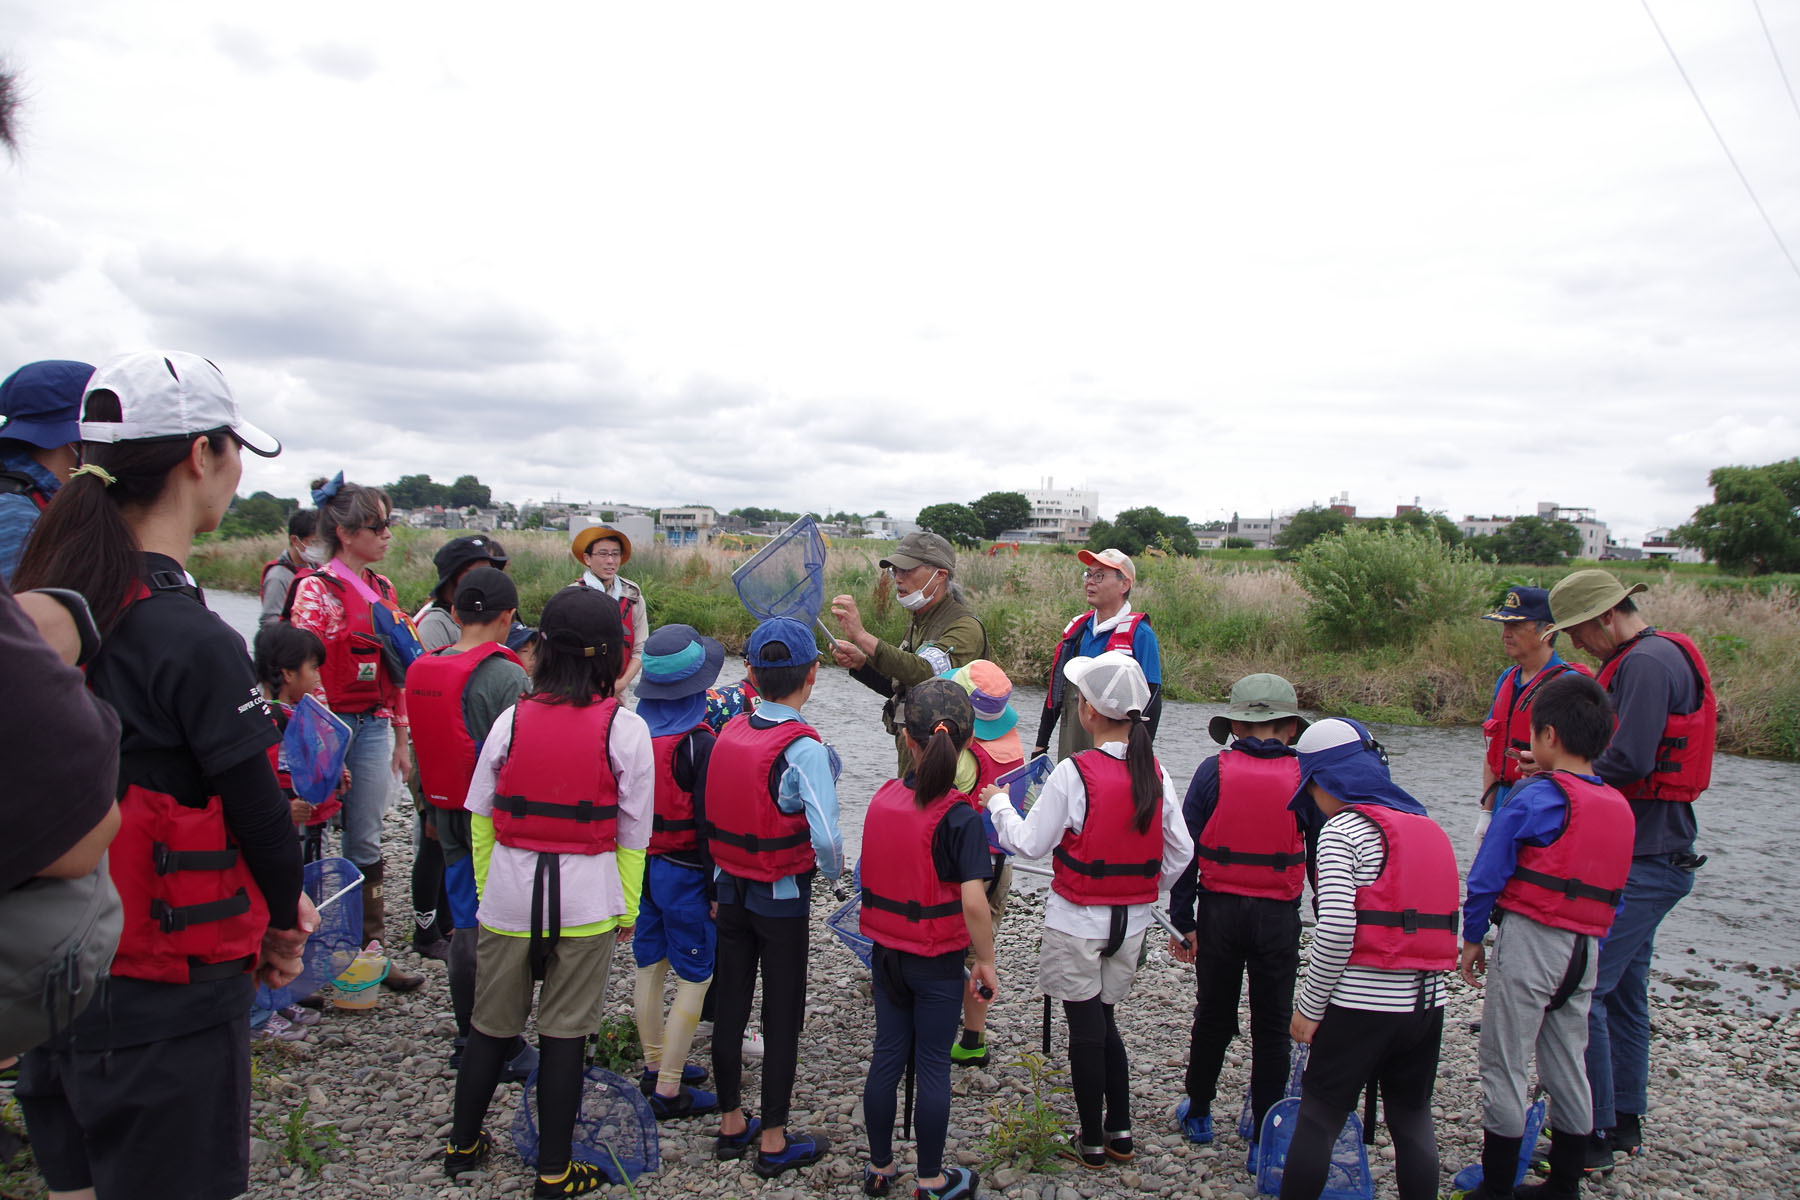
[1472,808,1492,845]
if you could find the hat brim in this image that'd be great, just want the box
[634,637,726,700]
[1546,582,1647,634]
[973,705,1019,741]
[571,526,632,567]
[232,418,282,458]
[1480,612,1536,622]
[878,553,924,570]
[1209,711,1308,745]
[0,415,81,449]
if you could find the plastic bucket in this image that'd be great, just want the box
[331,950,389,1010]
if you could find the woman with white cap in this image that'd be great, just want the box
[13,350,315,1200]
[570,523,648,690]
[985,650,1192,1171]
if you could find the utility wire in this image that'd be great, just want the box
[1751,0,1800,128]
[1640,0,1800,284]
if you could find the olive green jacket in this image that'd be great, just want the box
[850,595,989,774]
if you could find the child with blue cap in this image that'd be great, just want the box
[1280,718,1460,1200]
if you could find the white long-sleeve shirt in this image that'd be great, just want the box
[987,742,1193,940]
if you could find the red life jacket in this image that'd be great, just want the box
[1497,772,1634,936]
[491,697,621,855]
[1482,660,1591,785]
[0,469,51,511]
[1052,750,1163,906]
[282,567,400,713]
[959,741,1012,855]
[705,712,821,882]
[1195,749,1306,901]
[267,703,342,825]
[1346,805,1460,972]
[105,576,269,985]
[259,555,299,590]
[649,723,715,856]
[1045,610,1149,712]
[859,780,971,956]
[407,643,521,811]
[1594,630,1717,803]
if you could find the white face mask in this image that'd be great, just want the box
[300,540,328,566]
[897,569,943,612]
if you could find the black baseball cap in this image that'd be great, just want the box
[433,535,509,604]
[454,566,518,616]
[540,584,623,658]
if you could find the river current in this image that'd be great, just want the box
[210,590,1799,1013]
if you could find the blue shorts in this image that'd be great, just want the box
[634,855,715,982]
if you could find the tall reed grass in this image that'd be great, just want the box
[189,532,1800,759]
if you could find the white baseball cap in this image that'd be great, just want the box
[1063,649,1151,720]
[78,351,280,457]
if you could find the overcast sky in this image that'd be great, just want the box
[4,2,1798,542]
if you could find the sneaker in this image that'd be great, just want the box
[1582,1132,1615,1175]
[1610,1112,1643,1158]
[443,1130,492,1179]
[256,1013,308,1042]
[753,1129,831,1178]
[277,1004,321,1027]
[533,1160,606,1197]
[863,1164,897,1196]
[501,1038,539,1083]
[741,1030,766,1057]
[1175,1097,1214,1145]
[1104,1130,1133,1163]
[949,1036,988,1068]
[415,937,453,963]
[1060,1134,1107,1170]
[1246,1141,1260,1175]
[715,1114,763,1161]
[915,1165,979,1199]
[648,1085,719,1121]
[294,991,326,1010]
[638,1062,709,1096]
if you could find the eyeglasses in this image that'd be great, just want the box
[1081,568,1122,582]
[586,546,623,560]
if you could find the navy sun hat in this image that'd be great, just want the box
[1481,586,1553,624]
[1289,717,1429,817]
[637,624,726,700]
[0,360,95,449]
[746,617,819,669]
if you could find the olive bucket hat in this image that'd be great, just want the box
[1546,569,1647,634]
[1208,673,1309,744]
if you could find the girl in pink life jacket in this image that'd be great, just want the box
[985,650,1193,1172]
[857,679,997,1200]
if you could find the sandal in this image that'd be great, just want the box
[862,1162,897,1196]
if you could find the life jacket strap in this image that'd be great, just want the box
[1053,845,1159,878]
[1510,865,1624,906]
[493,796,619,824]
[1355,907,1457,934]
[1194,843,1306,869]
[153,888,253,933]
[860,889,962,923]
[708,827,810,852]
[152,841,240,874]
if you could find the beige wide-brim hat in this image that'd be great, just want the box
[1546,569,1646,633]
[570,524,632,567]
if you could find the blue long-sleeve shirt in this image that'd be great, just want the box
[0,449,58,584]
[1462,771,1620,942]
[713,700,844,916]
[1168,736,1306,933]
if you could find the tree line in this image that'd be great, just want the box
[216,473,496,538]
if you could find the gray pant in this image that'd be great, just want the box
[1479,912,1598,1137]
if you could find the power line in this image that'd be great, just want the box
[1750,0,1800,128]
[1640,0,1800,284]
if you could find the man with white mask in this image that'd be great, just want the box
[831,531,989,775]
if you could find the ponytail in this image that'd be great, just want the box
[912,720,968,805]
[1124,709,1158,834]
[13,388,230,635]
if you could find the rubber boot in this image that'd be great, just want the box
[360,860,425,993]
[1460,1129,1524,1198]
[1515,1128,1584,1199]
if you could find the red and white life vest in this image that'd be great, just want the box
[1195,749,1306,901]
[706,713,821,882]
[649,723,715,856]
[1044,610,1149,712]
[1051,751,1163,906]
[491,697,621,855]
[408,643,522,811]
[106,577,268,985]
[1497,772,1634,937]
[859,780,971,957]
[1594,630,1717,803]
[1482,660,1590,786]
[1347,805,1460,972]
[283,568,400,713]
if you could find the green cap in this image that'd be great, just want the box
[1546,569,1647,633]
[879,531,956,572]
[1209,673,1307,744]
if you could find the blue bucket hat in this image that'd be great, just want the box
[0,360,94,449]
[1481,586,1553,624]
[636,624,726,699]
[746,617,819,669]
[1289,717,1428,817]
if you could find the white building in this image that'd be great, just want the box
[1643,528,1705,565]
[1224,512,1291,549]
[1012,478,1097,544]
[1457,501,1609,560]
[863,516,918,540]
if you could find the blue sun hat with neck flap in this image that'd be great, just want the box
[1289,717,1428,817]
[635,624,725,701]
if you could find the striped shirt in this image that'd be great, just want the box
[1296,807,1448,1019]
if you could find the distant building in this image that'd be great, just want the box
[1015,478,1097,544]
[1642,528,1705,564]
[1224,512,1290,549]
[661,505,718,546]
[864,515,917,541]
[1457,501,1610,560]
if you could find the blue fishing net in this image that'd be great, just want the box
[1256,1089,1373,1200]
[828,891,874,969]
[511,1065,660,1183]
[1450,1097,1547,1191]
[256,857,364,1011]
[730,516,827,623]
[1240,1040,1311,1140]
[284,695,352,807]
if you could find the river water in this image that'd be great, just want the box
[210,591,1799,1013]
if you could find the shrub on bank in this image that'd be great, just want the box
[1294,526,1488,649]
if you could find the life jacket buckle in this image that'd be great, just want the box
[1400,907,1420,934]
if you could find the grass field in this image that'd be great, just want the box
[190,532,1800,760]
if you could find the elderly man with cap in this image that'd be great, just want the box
[571,523,649,691]
[1542,570,1716,1174]
[830,530,990,775]
[1474,587,1590,843]
[1034,547,1163,761]
[1167,674,1310,1164]
[0,359,93,584]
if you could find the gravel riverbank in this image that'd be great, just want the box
[222,807,1800,1200]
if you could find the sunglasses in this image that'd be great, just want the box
[360,518,393,534]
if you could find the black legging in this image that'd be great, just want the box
[1276,1088,1437,1200]
[411,814,452,947]
[1062,997,1130,1145]
[452,1032,585,1174]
